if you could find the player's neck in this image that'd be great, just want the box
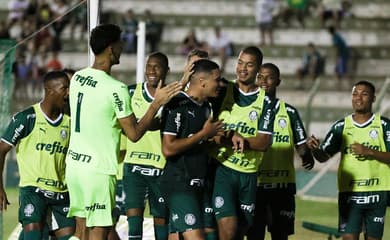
[352,112,373,124]
[236,81,258,93]
[92,58,112,75]
[186,88,206,104]
[40,101,61,121]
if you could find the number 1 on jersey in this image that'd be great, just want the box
[75,92,83,132]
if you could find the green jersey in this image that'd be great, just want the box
[161,92,212,181]
[66,67,133,175]
[320,114,390,192]
[1,104,70,192]
[216,81,275,173]
[257,100,307,188]
[124,83,166,169]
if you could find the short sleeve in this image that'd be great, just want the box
[112,84,133,119]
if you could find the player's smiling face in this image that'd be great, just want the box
[235,52,259,85]
[145,57,168,87]
[257,67,280,96]
[351,84,375,113]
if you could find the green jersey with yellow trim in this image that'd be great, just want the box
[124,83,166,169]
[257,100,307,186]
[66,67,133,175]
[216,81,275,173]
[320,114,390,192]
[1,104,70,192]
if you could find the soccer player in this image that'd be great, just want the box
[246,63,314,240]
[65,23,181,240]
[160,59,224,240]
[307,81,390,240]
[211,46,275,240]
[0,71,74,239]
[122,52,171,240]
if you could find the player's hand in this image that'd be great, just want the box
[180,63,195,87]
[302,157,314,170]
[350,142,369,158]
[154,80,182,106]
[232,132,245,153]
[0,186,10,211]
[202,117,224,140]
[306,135,320,150]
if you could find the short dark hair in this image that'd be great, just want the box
[187,49,209,62]
[90,23,122,55]
[62,68,76,76]
[148,52,169,69]
[190,59,219,81]
[241,46,263,68]
[261,63,280,79]
[43,71,68,85]
[353,80,375,95]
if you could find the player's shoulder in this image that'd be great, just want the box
[380,115,390,126]
[165,92,188,109]
[13,106,36,123]
[330,118,345,131]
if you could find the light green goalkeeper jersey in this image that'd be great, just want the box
[66,67,133,175]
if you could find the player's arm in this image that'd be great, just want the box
[288,104,314,170]
[307,120,343,163]
[231,132,272,152]
[162,113,224,158]
[120,80,182,142]
[0,110,31,211]
[0,141,12,211]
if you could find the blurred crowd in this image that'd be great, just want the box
[2,0,86,99]
[1,0,356,100]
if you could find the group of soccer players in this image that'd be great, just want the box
[0,22,389,240]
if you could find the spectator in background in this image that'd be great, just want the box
[7,0,29,26]
[178,29,206,55]
[69,0,87,40]
[0,21,10,39]
[121,9,138,53]
[318,0,342,28]
[12,53,33,99]
[255,0,277,46]
[207,26,233,74]
[144,9,163,53]
[50,0,70,51]
[282,0,308,28]
[328,26,349,82]
[296,42,324,88]
[46,51,63,71]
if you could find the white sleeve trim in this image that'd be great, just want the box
[162,132,177,136]
[1,138,15,147]
[258,130,273,135]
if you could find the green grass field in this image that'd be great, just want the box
[2,187,390,239]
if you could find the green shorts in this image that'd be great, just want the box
[167,190,204,233]
[251,187,295,236]
[212,165,257,226]
[339,191,387,239]
[66,168,116,227]
[123,163,167,218]
[18,186,74,230]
